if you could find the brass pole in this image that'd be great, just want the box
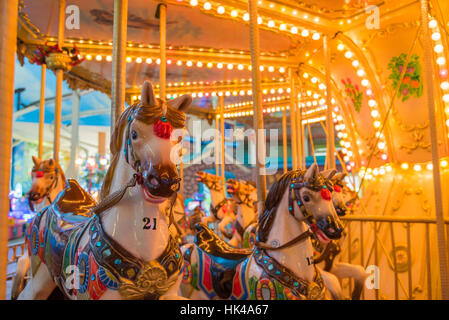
[111,0,128,136]
[215,115,220,176]
[248,0,267,210]
[282,108,288,173]
[0,0,18,300]
[159,3,167,100]
[53,0,65,162]
[289,68,298,170]
[324,35,336,169]
[38,64,46,159]
[296,75,304,169]
[220,96,225,187]
[420,0,449,299]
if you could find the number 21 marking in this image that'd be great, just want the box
[143,217,157,230]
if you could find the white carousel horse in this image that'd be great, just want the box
[16,81,192,300]
[197,171,236,239]
[179,163,344,300]
[225,179,257,248]
[313,171,367,300]
[11,156,67,300]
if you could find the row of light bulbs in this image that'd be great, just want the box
[81,53,288,73]
[359,158,449,180]
[336,41,388,162]
[187,0,322,40]
[429,18,449,136]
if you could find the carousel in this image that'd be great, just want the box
[1,0,449,300]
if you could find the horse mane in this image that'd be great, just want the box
[100,99,186,200]
[257,170,305,243]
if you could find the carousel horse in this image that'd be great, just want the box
[312,171,367,300]
[225,179,257,248]
[179,163,344,300]
[11,156,67,300]
[16,81,192,300]
[197,171,236,239]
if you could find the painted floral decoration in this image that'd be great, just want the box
[30,42,85,68]
[387,53,423,102]
[342,78,363,112]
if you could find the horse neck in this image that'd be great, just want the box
[209,187,225,207]
[100,153,170,262]
[264,192,315,282]
[236,200,256,228]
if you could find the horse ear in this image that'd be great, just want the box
[321,169,337,181]
[47,158,55,167]
[168,94,192,112]
[141,81,157,106]
[32,156,41,167]
[334,172,346,182]
[304,163,319,181]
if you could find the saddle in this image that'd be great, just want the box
[31,179,97,282]
[194,223,251,298]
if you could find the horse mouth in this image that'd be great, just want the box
[141,187,167,204]
[314,217,343,242]
[226,186,236,194]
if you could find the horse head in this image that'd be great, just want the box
[226,179,257,209]
[28,156,65,208]
[196,171,223,192]
[101,80,192,204]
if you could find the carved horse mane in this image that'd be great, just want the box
[100,99,187,200]
[257,169,326,243]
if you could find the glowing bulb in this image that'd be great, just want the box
[106,55,112,62]
[196,61,203,67]
[186,61,193,67]
[268,20,275,28]
[361,79,370,87]
[414,164,422,172]
[135,57,142,63]
[280,24,287,31]
[378,142,385,149]
[437,57,446,66]
[371,110,379,117]
[291,27,298,34]
[312,33,320,40]
[279,67,285,73]
[401,162,409,170]
[238,64,244,70]
[217,63,223,69]
[337,43,345,51]
[231,10,238,17]
[345,51,353,59]
[227,64,234,70]
[429,19,438,28]
[368,99,377,107]
[432,32,441,41]
[95,55,102,61]
[427,163,433,170]
[357,69,366,77]
[435,44,444,53]
[217,6,225,14]
[258,17,263,24]
[442,160,448,167]
[441,82,449,90]
[374,121,381,128]
[268,66,275,72]
[203,2,211,10]
[352,60,360,67]
[301,29,309,37]
[243,13,250,21]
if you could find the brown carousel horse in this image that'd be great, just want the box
[313,172,367,300]
[196,171,236,239]
[16,81,192,300]
[179,164,344,300]
[11,157,67,299]
[225,179,257,248]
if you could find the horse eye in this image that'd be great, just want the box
[303,195,311,202]
[131,130,138,140]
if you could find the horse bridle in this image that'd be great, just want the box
[232,181,256,208]
[256,177,333,251]
[200,175,223,192]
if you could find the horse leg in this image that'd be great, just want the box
[330,262,367,300]
[11,254,30,300]
[17,264,56,300]
[319,268,345,300]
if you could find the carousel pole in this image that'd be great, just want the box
[66,90,80,179]
[220,96,225,187]
[111,0,128,136]
[248,0,267,209]
[215,115,220,176]
[53,0,65,162]
[282,108,288,173]
[38,65,46,159]
[420,0,449,299]
[324,35,336,169]
[158,3,167,100]
[289,68,298,171]
[295,74,304,169]
[0,0,18,300]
